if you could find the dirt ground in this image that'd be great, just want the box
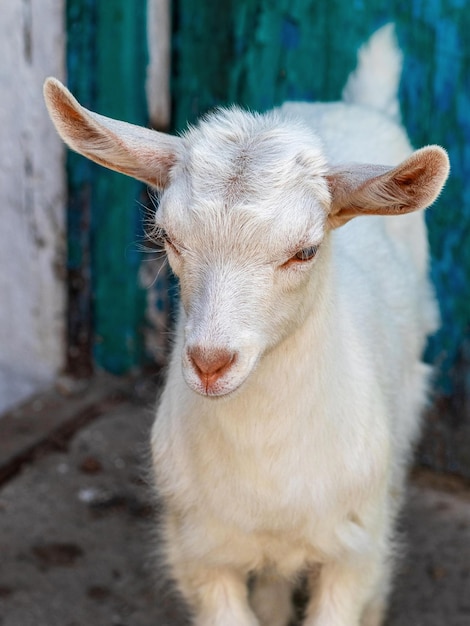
[0,378,469,626]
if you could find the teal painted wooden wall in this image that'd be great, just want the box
[67,0,148,375]
[172,0,470,476]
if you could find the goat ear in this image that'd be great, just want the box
[43,77,181,189]
[326,146,450,228]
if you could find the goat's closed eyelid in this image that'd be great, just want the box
[155,228,181,255]
[164,237,182,256]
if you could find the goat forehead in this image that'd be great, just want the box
[159,108,330,250]
[182,108,328,199]
[161,184,327,256]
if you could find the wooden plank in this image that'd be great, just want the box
[66,0,96,377]
[92,0,148,373]
[66,0,149,375]
[173,0,470,476]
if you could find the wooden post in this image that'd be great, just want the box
[66,0,149,375]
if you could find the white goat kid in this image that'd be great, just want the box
[45,25,449,626]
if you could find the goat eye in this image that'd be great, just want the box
[280,245,319,269]
[294,246,319,262]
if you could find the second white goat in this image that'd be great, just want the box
[44,24,449,626]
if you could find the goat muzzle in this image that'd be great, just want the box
[187,346,237,393]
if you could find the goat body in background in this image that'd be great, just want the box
[44,24,449,626]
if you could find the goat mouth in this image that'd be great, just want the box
[187,376,246,399]
[182,347,260,398]
[183,362,254,399]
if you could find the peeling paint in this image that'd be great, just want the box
[67,0,149,375]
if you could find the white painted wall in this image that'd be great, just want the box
[142,0,172,365]
[146,0,171,131]
[0,0,66,413]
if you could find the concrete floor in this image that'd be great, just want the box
[0,387,469,626]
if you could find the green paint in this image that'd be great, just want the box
[66,0,97,376]
[92,0,148,373]
[173,0,371,129]
[67,0,148,375]
[173,0,470,475]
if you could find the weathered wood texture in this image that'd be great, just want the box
[67,0,148,375]
[172,0,470,476]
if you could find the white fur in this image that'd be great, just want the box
[43,24,449,626]
[342,23,403,123]
[150,28,443,626]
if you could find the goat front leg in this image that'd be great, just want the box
[303,552,390,626]
[172,565,260,626]
[160,509,260,625]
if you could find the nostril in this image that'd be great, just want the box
[188,346,236,381]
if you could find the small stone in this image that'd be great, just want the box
[79,456,103,474]
[427,564,447,581]
[87,585,111,601]
[32,543,84,567]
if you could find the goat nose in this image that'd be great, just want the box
[188,346,236,388]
